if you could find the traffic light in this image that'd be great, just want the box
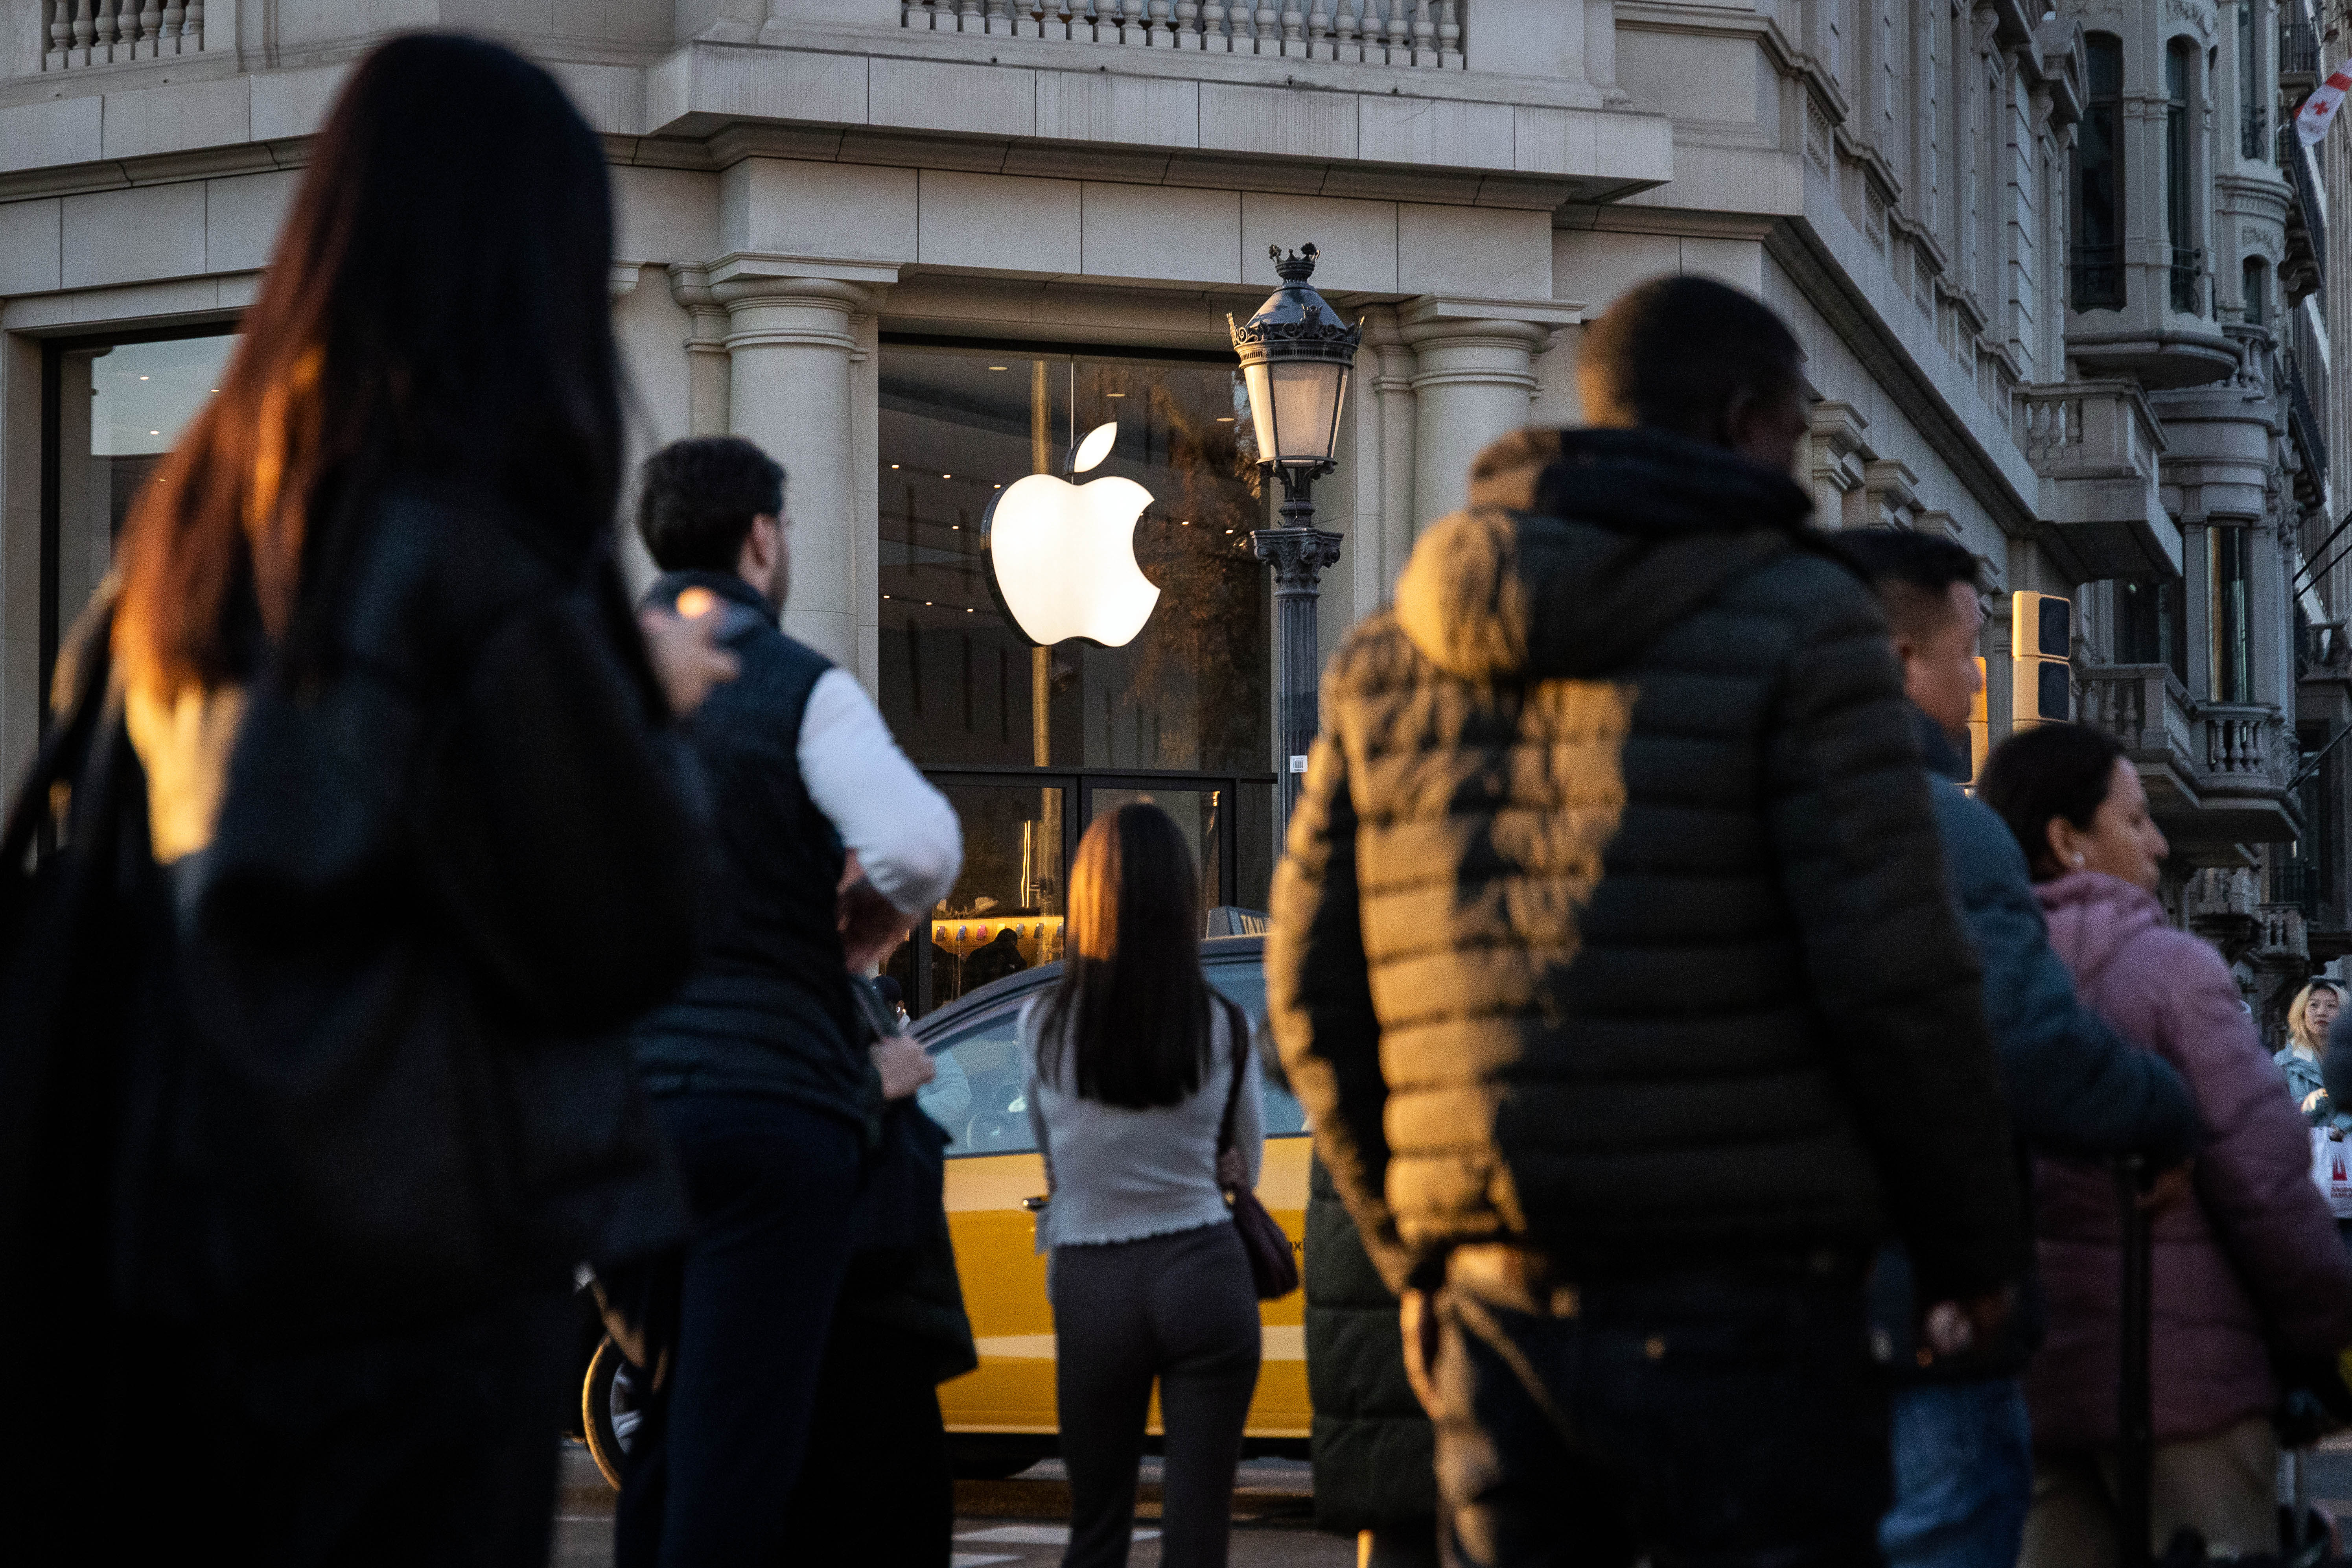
[2012,590,2072,727]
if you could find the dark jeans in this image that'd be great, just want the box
[1429,1268,1889,1568]
[617,1093,863,1568]
[75,1291,573,1567]
[1050,1221,1263,1568]
[1879,1379,2033,1568]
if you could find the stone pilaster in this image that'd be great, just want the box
[667,264,733,438]
[1399,296,1578,533]
[709,254,898,673]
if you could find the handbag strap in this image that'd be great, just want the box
[1214,993,1249,1168]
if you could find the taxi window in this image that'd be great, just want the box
[923,1000,1036,1157]
[1206,960,1308,1137]
[925,957,1307,1153]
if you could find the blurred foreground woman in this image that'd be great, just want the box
[1,35,723,1566]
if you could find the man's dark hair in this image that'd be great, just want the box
[637,436,786,572]
[1580,276,1805,442]
[1840,528,1984,640]
[1979,722,2129,881]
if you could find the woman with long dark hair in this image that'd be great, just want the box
[1023,803,1263,1568]
[15,34,723,1563]
[1980,724,2352,1564]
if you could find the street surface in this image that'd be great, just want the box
[550,1445,1354,1567]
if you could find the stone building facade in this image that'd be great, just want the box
[0,0,2330,1025]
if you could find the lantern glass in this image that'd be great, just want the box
[1243,358,1350,468]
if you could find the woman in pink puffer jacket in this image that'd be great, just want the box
[1982,723,2352,1566]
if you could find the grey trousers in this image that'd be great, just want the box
[1050,1220,1263,1568]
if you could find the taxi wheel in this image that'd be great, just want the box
[583,1335,645,1491]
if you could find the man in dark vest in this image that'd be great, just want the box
[617,436,963,1566]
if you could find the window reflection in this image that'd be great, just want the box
[52,332,238,656]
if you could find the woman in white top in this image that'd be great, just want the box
[1022,803,1264,1568]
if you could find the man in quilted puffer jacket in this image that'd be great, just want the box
[1265,275,2028,1568]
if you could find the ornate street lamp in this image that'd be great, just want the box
[1229,243,1363,835]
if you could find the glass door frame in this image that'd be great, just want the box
[908,763,1273,1017]
[37,317,243,739]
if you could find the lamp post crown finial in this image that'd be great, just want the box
[1271,243,1320,282]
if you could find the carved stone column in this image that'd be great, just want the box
[709,256,896,670]
[1400,297,1575,533]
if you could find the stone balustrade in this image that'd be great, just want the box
[900,0,1464,67]
[2014,381,2177,580]
[2257,902,2310,963]
[2202,704,2291,785]
[42,0,204,69]
[2080,663,2196,766]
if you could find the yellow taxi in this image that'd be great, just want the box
[912,934,1310,1475]
[578,936,1309,1486]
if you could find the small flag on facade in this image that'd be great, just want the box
[2299,61,2352,146]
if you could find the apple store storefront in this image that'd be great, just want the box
[875,341,1276,1018]
[35,328,1275,1020]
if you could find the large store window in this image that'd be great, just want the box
[876,340,1276,1016]
[2073,34,2126,311]
[41,327,238,710]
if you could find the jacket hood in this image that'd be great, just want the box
[2037,870,2167,991]
[1393,427,1818,681]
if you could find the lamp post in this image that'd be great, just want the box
[1229,243,1363,836]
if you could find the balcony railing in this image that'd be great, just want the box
[2204,703,2285,781]
[902,0,1466,65]
[2017,381,2177,579]
[2082,665,2199,765]
[41,0,205,69]
[2285,344,2330,481]
[2070,244,2125,312]
[2284,18,2321,83]
[2171,246,2206,314]
[2281,121,2328,290]
[2245,98,2271,161]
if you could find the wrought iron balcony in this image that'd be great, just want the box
[2071,244,2126,312]
[2171,247,2206,315]
[2284,18,2321,86]
[2285,345,2330,483]
[2245,98,2271,161]
[2281,121,2327,295]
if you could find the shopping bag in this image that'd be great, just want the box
[2310,1128,2352,1220]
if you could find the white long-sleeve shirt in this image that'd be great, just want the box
[1022,993,1264,1252]
[798,669,961,917]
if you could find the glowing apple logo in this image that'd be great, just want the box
[986,422,1160,647]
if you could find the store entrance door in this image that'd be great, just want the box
[889,767,1260,1018]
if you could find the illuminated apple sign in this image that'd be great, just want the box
[987,421,1160,647]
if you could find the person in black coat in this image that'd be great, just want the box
[3,35,731,1567]
[1267,277,2026,1568]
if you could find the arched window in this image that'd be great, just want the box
[2243,254,2269,326]
[2167,40,2202,312]
[2072,34,2125,310]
